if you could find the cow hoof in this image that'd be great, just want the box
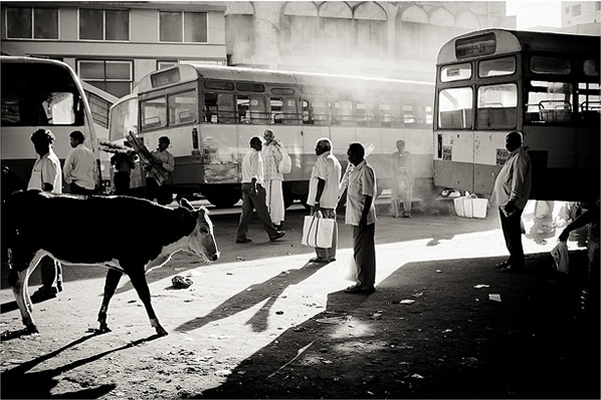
[156,326,168,336]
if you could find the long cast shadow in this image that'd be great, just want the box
[2,332,161,399]
[196,253,599,399]
[175,261,327,333]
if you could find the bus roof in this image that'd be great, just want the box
[437,28,600,65]
[135,64,433,95]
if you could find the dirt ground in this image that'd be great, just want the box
[1,202,599,399]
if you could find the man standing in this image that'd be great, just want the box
[63,130,97,195]
[145,136,175,205]
[492,131,532,273]
[262,129,285,229]
[27,129,63,300]
[390,139,413,218]
[236,136,285,243]
[306,138,342,263]
[339,142,377,294]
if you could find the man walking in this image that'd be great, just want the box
[492,131,532,273]
[63,130,97,195]
[263,129,285,229]
[306,138,341,263]
[27,129,63,300]
[339,142,377,294]
[236,136,285,243]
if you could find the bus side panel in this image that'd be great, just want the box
[523,126,576,168]
[474,164,501,196]
[199,124,239,184]
[434,159,474,193]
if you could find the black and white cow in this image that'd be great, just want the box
[3,190,219,336]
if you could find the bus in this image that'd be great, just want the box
[108,64,434,207]
[1,56,101,190]
[433,28,600,202]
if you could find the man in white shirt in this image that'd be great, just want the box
[339,142,377,294]
[492,131,532,273]
[263,129,285,229]
[306,138,342,263]
[27,129,63,300]
[145,136,175,205]
[63,130,97,195]
[235,136,285,243]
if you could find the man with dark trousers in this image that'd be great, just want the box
[235,136,285,243]
[492,131,532,273]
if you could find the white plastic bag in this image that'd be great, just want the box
[551,241,569,274]
[279,149,292,174]
[339,255,359,282]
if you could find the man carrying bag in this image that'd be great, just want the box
[304,138,342,263]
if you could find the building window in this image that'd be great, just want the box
[572,4,581,16]
[157,61,178,70]
[6,6,58,39]
[78,60,132,98]
[79,9,129,41]
[159,11,207,42]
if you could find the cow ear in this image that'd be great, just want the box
[179,198,195,211]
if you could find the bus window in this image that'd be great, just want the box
[440,63,472,82]
[438,87,473,129]
[530,56,570,75]
[203,92,218,123]
[312,98,331,126]
[331,99,353,126]
[204,92,236,124]
[141,96,167,130]
[250,95,268,124]
[526,81,573,124]
[279,97,299,125]
[2,91,78,126]
[583,60,599,77]
[237,94,268,124]
[169,90,197,126]
[217,93,236,124]
[478,56,516,78]
[403,105,416,126]
[578,82,600,114]
[109,97,137,141]
[476,83,517,129]
[356,101,375,126]
[379,103,392,127]
[425,105,433,125]
[237,95,250,124]
[302,99,314,125]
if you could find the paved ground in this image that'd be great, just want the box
[1,199,598,399]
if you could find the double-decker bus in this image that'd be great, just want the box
[1,56,101,189]
[108,65,434,207]
[433,28,600,202]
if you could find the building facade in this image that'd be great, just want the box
[561,1,600,34]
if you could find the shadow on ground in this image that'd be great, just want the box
[197,251,600,399]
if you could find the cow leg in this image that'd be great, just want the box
[128,269,168,336]
[10,252,45,334]
[97,269,123,333]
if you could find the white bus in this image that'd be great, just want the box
[433,28,600,201]
[1,56,101,190]
[108,65,434,207]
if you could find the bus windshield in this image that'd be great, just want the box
[1,62,82,126]
[109,96,138,141]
